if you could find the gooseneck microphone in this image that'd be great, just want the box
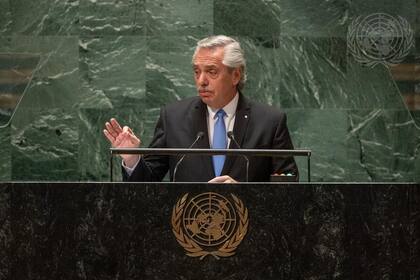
[227,131,250,182]
[172,131,205,182]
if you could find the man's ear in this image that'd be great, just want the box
[232,67,241,86]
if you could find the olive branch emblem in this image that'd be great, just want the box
[171,193,249,260]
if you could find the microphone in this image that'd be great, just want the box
[227,131,249,182]
[173,131,204,182]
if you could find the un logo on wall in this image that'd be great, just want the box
[347,13,414,67]
[171,192,249,260]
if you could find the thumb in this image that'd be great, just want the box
[123,126,141,145]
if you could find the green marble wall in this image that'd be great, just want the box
[0,0,419,182]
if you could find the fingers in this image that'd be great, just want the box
[208,175,238,184]
[103,129,115,143]
[123,126,141,146]
[105,121,118,138]
[104,119,132,139]
[110,118,123,133]
[127,126,134,134]
[104,118,141,147]
[104,118,123,138]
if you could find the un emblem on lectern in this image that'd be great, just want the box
[171,192,249,260]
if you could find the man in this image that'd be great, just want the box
[104,35,298,183]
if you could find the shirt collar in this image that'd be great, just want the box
[207,92,239,120]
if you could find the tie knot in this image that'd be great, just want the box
[215,109,226,119]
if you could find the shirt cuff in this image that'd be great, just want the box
[122,156,141,176]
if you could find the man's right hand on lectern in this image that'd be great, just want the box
[103,118,141,168]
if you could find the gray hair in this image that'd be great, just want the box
[192,35,247,91]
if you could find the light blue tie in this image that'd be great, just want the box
[212,109,227,176]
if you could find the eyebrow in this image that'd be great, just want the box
[193,64,218,69]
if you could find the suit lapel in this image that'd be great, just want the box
[222,93,251,176]
[191,99,215,179]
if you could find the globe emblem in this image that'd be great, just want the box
[172,192,249,259]
[359,14,404,59]
[347,13,413,67]
[183,192,237,246]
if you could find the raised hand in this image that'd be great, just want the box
[103,118,141,168]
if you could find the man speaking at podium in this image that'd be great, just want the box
[104,35,298,183]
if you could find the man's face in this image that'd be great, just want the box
[193,47,240,109]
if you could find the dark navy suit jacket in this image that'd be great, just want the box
[123,94,298,182]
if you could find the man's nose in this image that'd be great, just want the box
[197,73,209,86]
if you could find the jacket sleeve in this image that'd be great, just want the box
[271,113,299,180]
[122,107,169,182]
